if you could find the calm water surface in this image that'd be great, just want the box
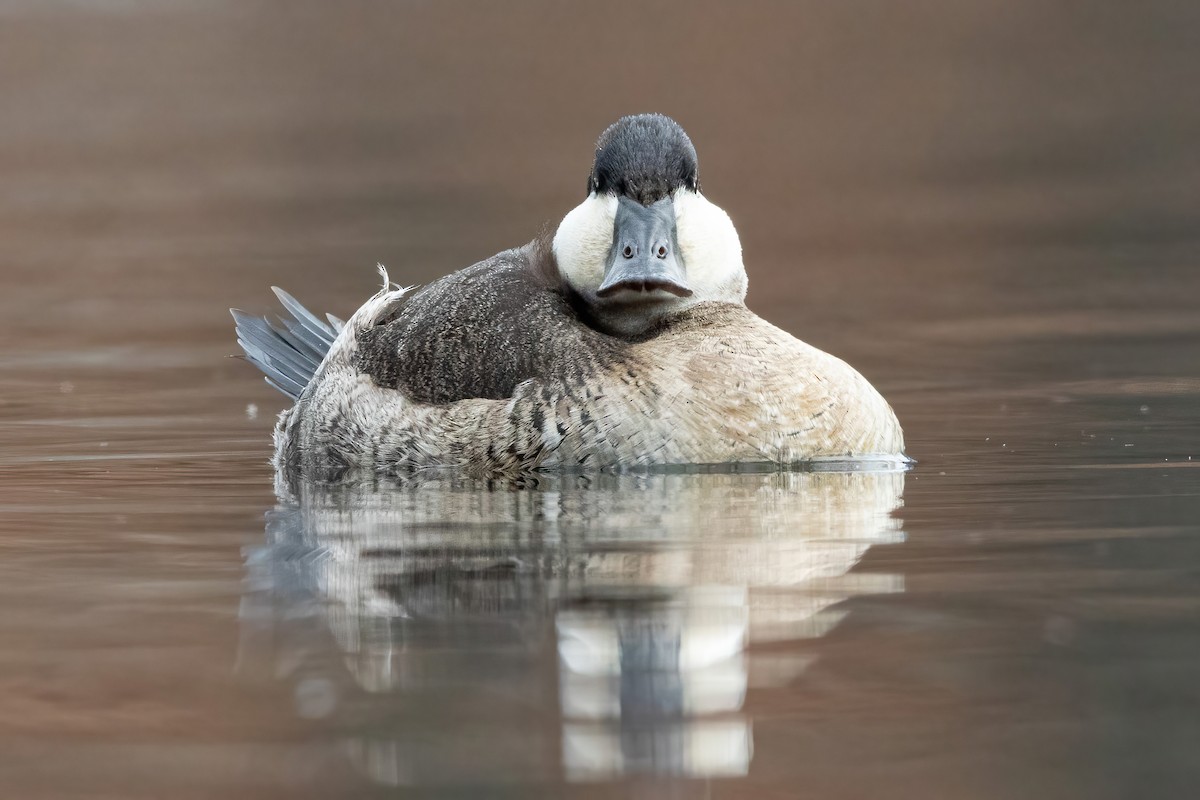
[2,3,1200,798]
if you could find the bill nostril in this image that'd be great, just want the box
[622,244,635,259]
[656,244,668,259]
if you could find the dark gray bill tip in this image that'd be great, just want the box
[595,278,693,298]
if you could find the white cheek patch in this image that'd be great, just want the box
[673,189,747,304]
[553,193,617,296]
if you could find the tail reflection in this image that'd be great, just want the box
[241,470,905,787]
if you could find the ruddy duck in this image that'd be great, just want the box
[233,114,905,477]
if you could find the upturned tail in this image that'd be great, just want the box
[231,288,345,400]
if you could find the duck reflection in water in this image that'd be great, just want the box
[240,467,906,788]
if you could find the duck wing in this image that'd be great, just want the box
[352,242,627,404]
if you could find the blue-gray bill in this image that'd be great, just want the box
[596,195,692,299]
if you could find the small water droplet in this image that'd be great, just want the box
[246,403,259,420]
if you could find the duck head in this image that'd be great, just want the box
[553,114,747,337]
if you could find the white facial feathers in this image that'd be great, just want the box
[671,189,747,305]
[553,193,618,298]
[553,190,747,309]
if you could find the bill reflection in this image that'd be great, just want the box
[240,469,905,787]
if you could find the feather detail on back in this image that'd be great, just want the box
[265,281,904,480]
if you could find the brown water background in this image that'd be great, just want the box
[2,2,1199,798]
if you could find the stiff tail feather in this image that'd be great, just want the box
[231,288,344,400]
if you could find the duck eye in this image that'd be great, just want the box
[622,245,634,258]
[656,245,668,258]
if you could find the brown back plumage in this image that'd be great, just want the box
[352,237,630,405]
